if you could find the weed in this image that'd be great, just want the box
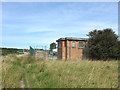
[2,55,118,88]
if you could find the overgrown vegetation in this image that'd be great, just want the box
[86,28,120,60]
[2,55,118,88]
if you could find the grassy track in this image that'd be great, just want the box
[2,55,118,88]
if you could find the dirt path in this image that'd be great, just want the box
[21,68,31,90]
[21,78,25,89]
[25,70,31,89]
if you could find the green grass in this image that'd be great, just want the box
[2,55,23,88]
[2,55,118,88]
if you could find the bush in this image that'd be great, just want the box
[86,28,119,60]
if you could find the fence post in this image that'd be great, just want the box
[101,56,103,61]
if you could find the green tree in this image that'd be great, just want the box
[117,41,120,59]
[86,28,119,60]
[50,42,56,51]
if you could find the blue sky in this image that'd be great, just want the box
[2,2,118,49]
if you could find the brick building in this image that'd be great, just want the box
[56,37,87,60]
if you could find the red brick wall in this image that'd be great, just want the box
[57,41,62,59]
[57,40,86,60]
[71,41,83,60]
[66,40,70,60]
[62,41,66,60]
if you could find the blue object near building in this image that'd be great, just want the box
[29,46,35,56]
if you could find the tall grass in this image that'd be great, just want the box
[2,54,22,88]
[2,55,118,88]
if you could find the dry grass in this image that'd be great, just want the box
[2,55,118,88]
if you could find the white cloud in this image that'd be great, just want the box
[2,2,118,48]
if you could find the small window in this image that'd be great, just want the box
[78,41,84,48]
[72,41,76,48]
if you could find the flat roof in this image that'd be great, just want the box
[56,37,88,42]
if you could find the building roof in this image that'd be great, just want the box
[56,37,88,42]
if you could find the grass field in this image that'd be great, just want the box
[1,54,118,88]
